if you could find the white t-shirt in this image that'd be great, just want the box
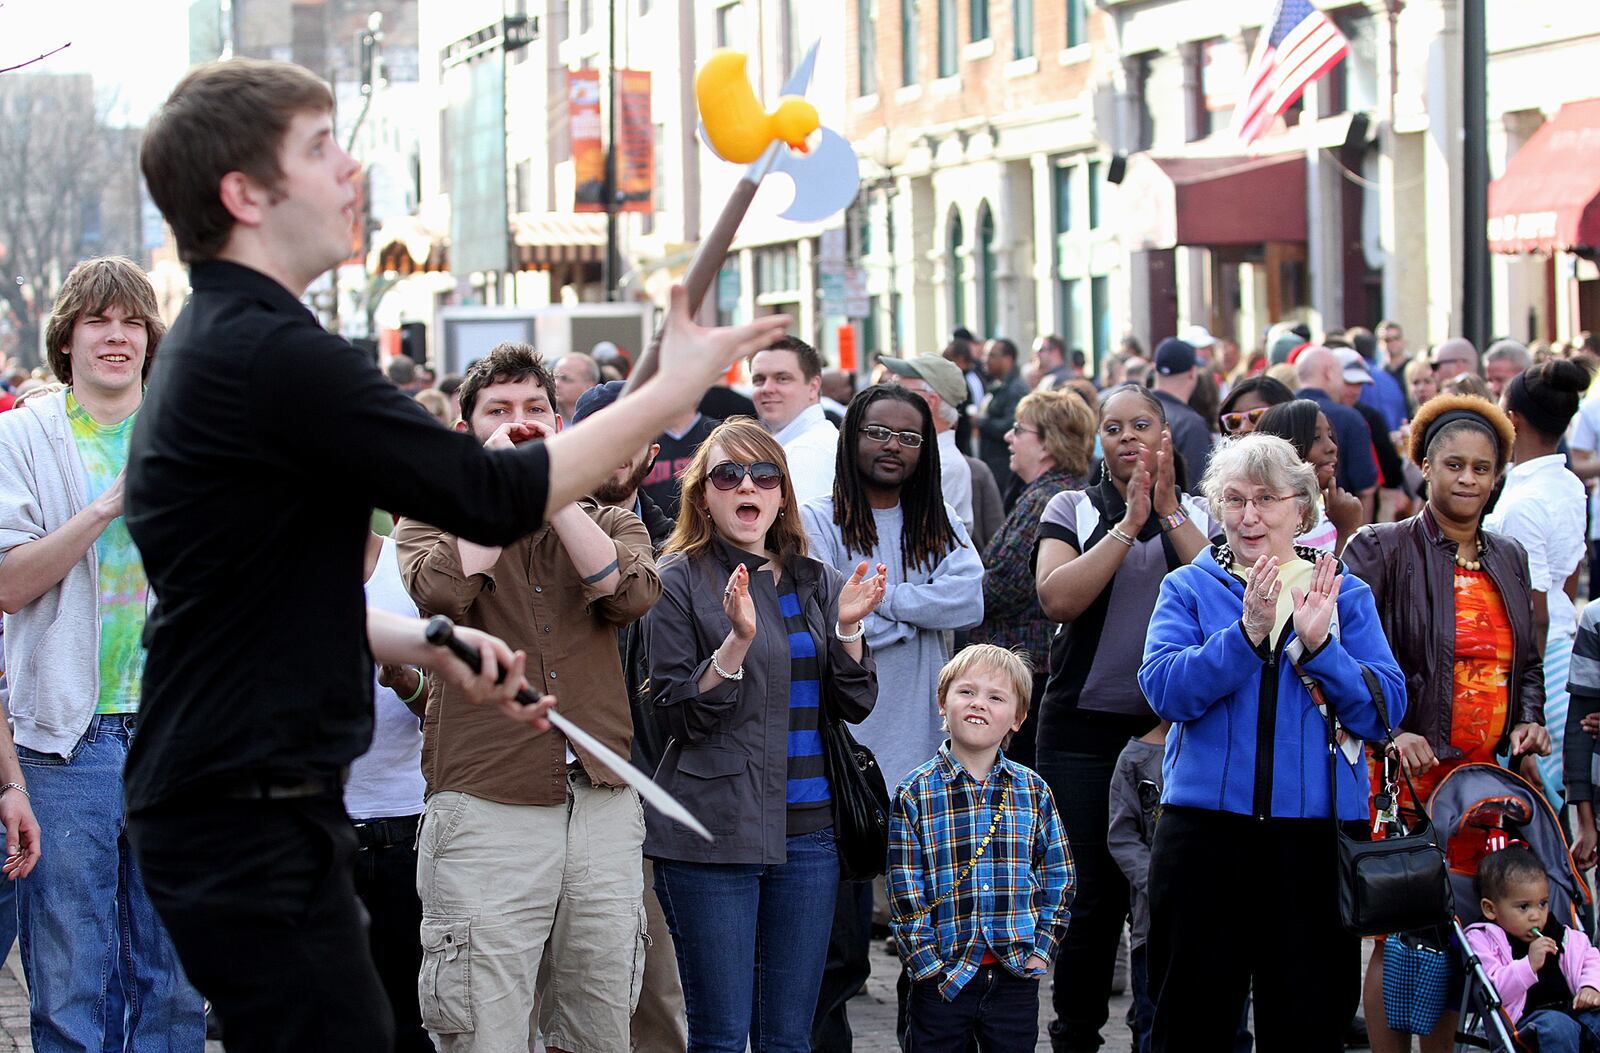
[1485,454,1588,641]
[937,429,975,531]
[346,536,428,820]
[773,403,840,508]
[1571,393,1600,540]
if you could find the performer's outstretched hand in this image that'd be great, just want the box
[652,284,789,404]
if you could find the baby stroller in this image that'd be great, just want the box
[1426,762,1592,1051]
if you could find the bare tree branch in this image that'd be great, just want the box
[0,41,70,77]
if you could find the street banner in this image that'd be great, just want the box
[570,69,605,211]
[618,69,654,214]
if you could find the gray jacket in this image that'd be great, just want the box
[643,538,877,865]
[1107,736,1163,949]
[0,390,135,755]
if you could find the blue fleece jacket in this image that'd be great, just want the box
[1138,546,1406,822]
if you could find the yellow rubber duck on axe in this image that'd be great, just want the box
[696,49,819,164]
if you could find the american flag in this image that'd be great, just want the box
[1232,0,1350,145]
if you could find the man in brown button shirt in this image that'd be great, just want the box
[395,344,661,1053]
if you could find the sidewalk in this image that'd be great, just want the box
[0,940,1133,1052]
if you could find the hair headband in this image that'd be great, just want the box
[1422,408,1503,458]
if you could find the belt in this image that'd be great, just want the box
[352,814,420,850]
[212,771,347,801]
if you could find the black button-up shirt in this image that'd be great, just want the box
[124,260,550,811]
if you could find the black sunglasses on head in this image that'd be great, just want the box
[708,460,784,491]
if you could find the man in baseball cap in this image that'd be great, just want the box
[880,354,975,530]
[1150,337,1214,483]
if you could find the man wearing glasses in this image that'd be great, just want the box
[1430,338,1480,383]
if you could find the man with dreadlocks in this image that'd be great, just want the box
[800,384,985,791]
[802,384,986,1051]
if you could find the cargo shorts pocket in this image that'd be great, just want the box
[418,914,474,1034]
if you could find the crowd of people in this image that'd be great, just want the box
[13,54,1600,1053]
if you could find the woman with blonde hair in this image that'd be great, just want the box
[644,417,887,1053]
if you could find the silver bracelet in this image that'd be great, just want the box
[835,621,865,643]
[1107,526,1137,547]
[710,653,744,681]
[0,783,28,800]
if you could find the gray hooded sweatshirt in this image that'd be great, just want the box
[0,389,130,756]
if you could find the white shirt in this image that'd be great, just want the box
[773,402,839,507]
[1571,393,1600,539]
[937,430,975,532]
[1485,453,1588,641]
[346,537,428,820]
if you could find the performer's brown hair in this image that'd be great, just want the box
[141,59,334,263]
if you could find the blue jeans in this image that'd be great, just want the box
[905,964,1040,1052]
[1520,1007,1600,1052]
[654,828,840,1053]
[17,715,204,1053]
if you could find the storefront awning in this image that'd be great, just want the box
[1120,153,1307,251]
[368,216,448,275]
[1488,98,1600,255]
[512,212,608,270]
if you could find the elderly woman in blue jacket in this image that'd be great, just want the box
[1137,432,1405,1053]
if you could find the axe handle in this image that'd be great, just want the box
[623,174,763,394]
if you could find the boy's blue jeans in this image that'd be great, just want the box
[654,828,839,1053]
[17,715,204,1053]
[1520,1007,1600,1052]
[904,963,1040,1051]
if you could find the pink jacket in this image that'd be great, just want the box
[1463,923,1600,1022]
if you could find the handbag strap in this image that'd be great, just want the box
[891,784,1009,925]
[1311,662,1427,833]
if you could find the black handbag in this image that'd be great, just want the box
[1312,665,1453,937]
[820,711,892,881]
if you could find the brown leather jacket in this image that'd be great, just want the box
[1343,507,1545,760]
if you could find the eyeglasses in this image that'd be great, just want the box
[1006,423,1041,438]
[1219,492,1294,514]
[1219,407,1269,434]
[707,460,785,491]
[860,424,924,448]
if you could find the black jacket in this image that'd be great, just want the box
[1343,507,1544,759]
[624,490,675,772]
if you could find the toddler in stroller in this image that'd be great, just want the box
[1464,845,1600,1050]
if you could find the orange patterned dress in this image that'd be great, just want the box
[1374,566,1513,812]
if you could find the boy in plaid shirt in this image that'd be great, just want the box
[889,645,1075,1050]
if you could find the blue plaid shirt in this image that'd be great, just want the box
[888,743,1075,999]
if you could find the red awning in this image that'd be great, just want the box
[1120,153,1307,251]
[1488,99,1600,255]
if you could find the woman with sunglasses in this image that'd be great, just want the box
[1254,399,1364,556]
[1343,395,1549,1051]
[1032,384,1216,1051]
[644,418,887,1053]
[1216,375,1294,437]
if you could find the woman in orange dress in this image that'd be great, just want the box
[1344,395,1552,1052]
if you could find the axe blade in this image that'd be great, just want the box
[772,127,862,223]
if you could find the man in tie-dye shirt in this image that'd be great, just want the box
[0,257,204,1051]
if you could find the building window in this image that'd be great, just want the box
[579,0,594,34]
[1091,275,1110,361]
[638,0,651,14]
[1066,0,1085,48]
[902,0,919,85]
[715,1,743,49]
[938,0,958,78]
[858,0,878,95]
[976,203,996,337]
[1087,160,1102,229]
[1012,0,1033,59]
[1057,277,1079,355]
[971,0,988,41]
[1053,162,1073,234]
[947,209,965,330]
[756,244,800,297]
